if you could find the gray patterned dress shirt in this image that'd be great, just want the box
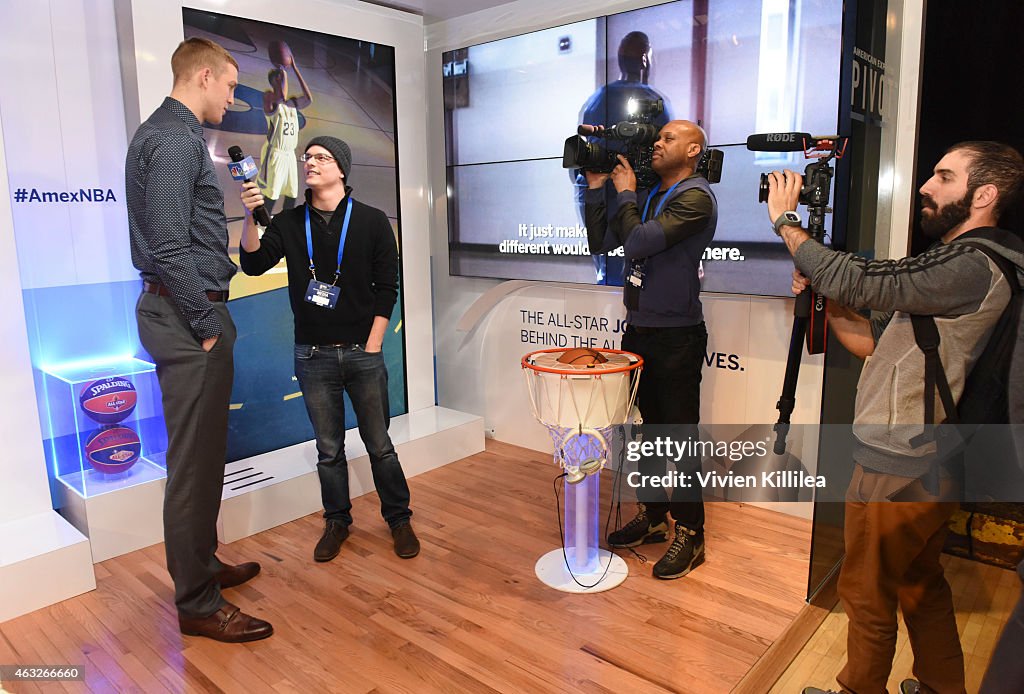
[126,97,237,340]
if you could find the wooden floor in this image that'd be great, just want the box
[770,553,1021,693]
[0,440,813,694]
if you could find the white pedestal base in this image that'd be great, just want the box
[53,406,483,561]
[0,512,95,622]
[534,548,628,593]
[218,406,483,543]
[56,460,168,563]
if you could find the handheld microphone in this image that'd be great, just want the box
[745,132,814,152]
[577,124,604,136]
[227,146,271,227]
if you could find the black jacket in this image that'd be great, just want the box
[240,192,399,345]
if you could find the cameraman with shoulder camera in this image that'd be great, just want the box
[767,142,1024,694]
[584,119,716,580]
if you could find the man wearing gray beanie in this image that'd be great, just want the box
[236,137,419,563]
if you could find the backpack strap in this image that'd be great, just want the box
[908,240,1021,446]
[959,240,1022,296]
[910,314,960,440]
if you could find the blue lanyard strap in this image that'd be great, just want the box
[641,179,684,222]
[305,197,353,285]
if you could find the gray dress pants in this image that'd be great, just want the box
[136,291,236,618]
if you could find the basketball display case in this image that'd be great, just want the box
[35,356,167,499]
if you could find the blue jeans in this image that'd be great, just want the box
[294,344,411,528]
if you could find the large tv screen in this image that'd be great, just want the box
[183,9,407,462]
[443,0,843,296]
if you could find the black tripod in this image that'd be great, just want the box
[773,150,840,455]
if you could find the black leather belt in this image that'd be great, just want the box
[144,281,228,302]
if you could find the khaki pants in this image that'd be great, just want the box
[837,464,965,694]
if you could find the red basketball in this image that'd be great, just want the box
[79,376,137,425]
[84,426,141,475]
[268,40,293,68]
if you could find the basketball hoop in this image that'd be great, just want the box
[522,348,642,593]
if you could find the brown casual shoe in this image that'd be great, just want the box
[178,603,273,643]
[391,522,420,558]
[314,520,349,562]
[215,561,261,589]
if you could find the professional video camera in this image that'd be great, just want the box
[563,97,664,189]
[564,99,724,188]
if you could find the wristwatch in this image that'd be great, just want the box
[773,210,802,236]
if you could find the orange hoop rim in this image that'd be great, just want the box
[521,348,644,376]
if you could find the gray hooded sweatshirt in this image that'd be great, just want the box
[793,227,1024,478]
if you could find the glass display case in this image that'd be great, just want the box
[36,356,167,498]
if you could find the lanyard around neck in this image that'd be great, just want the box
[642,178,684,222]
[305,197,353,285]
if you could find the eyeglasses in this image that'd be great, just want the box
[300,153,335,163]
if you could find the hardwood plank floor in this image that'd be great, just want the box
[1,441,812,694]
[769,552,1021,693]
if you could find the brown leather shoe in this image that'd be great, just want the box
[314,520,349,562]
[391,522,420,558]
[215,561,261,589]
[179,603,273,643]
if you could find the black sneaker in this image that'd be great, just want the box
[652,524,705,579]
[607,504,668,548]
[314,520,349,562]
[899,680,920,694]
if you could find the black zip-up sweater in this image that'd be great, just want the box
[239,189,399,345]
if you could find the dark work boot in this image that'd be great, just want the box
[391,522,420,559]
[314,520,349,562]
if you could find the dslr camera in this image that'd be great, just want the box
[747,132,847,241]
[563,98,723,188]
[756,161,835,208]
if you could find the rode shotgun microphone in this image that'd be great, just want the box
[745,132,815,152]
[227,146,271,227]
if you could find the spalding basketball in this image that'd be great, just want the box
[557,348,609,366]
[79,376,137,425]
[268,40,293,68]
[84,426,141,475]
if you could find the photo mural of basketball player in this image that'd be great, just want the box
[183,10,406,464]
[258,40,312,216]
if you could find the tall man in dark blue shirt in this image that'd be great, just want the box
[126,37,272,643]
[584,120,717,580]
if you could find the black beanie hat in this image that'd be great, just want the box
[305,136,352,181]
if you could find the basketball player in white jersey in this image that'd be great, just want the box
[257,57,312,216]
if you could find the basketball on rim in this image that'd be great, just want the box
[557,348,608,366]
[268,40,293,68]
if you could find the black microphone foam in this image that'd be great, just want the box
[745,132,813,152]
[228,146,271,227]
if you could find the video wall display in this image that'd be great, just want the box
[443,0,844,296]
[183,10,407,461]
